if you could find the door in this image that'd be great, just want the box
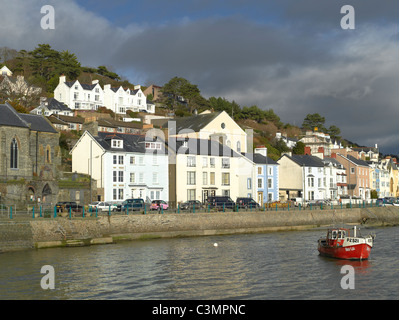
[257,192,263,205]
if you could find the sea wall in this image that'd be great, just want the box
[1,206,398,252]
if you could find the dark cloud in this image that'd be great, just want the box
[1,0,399,155]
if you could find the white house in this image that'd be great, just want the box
[70,130,168,202]
[30,97,73,117]
[0,66,12,76]
[54,75,104,111]
[103,84,154,114]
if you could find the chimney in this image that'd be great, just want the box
[318,147,324,155]
[104,84,111,91]
[304,146,311,155]
[255,146,267,157]
[92,79,99,84]
[60,75,66,84]
[134,85,141,90]
[331,152,337,159]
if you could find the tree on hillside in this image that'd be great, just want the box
[97,66,121,81]
[29,44,60,81]
[302,113,326,131]
[292,141,305,155]
[161,77,210,113]
[327,125,341,140]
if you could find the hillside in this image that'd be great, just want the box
[1,44,381,161]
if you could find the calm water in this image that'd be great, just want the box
[0,225,398,300]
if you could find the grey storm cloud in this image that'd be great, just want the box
[1,0,399,154]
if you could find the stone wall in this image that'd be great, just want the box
[1,207,398,253]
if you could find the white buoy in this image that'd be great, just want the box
[213,243,218,247]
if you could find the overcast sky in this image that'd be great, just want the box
[1,0,399,155]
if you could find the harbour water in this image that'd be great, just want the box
[0,225,398,300]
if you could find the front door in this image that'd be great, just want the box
[257,192,263,205]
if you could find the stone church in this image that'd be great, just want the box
[0,102,61,208]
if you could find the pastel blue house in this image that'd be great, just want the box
[243,147,279,205]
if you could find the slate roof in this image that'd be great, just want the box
[0,103,30,128]
[65,80,97,91]
[19,114,58,133]
[0,103,57,133]
[283,154,325,167]
[242,152,279,165]
[45,98,72,112]
[94,132,167,155]
[174,112,222,133]
[347,155,370,167]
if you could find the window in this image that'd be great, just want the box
[187,171,196,185]
[10,138,18,169]
[202,157,208,167]
[118,155,124,164]
[113,171,117,182]
[153,172,159,184]
[222,158,230,168]
[257,167,262,175]
[112,140,123,149]
[74,92,79,100]
[247,178,252,189]
[187,156,196,167]
[130,172,135,183]
[351,168,355,174]
[308,177,314,187]
[139,172,144,183]
[258,178,263,189]
[210,172,215,185]
[237,141,241,153]
[268,178,273,189]
[130,156,135,165]
[46,146,51,163]
[210,158,215,168]
[113,155,117,164]
[118,171,123,182]
[187,189,196,201]
[222,173,230,186]
[203,172,208,185]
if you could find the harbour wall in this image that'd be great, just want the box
[1,206,399,252]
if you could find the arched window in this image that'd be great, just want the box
[10,138,18,169]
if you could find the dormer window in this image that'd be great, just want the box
[112,139,123,149]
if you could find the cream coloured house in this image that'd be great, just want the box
[0,66,12,76]
[169,111,248,154]
[167,137,255,207]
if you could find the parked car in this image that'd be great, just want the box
[122,198,145,212]
[88,201,99,209]
[290,197,303,207]
[180,200,203,210]
[206,196,236,211]
[151,200,168,211]
[55,201,69,212]
[95,201,115,212]
[236,197,260,209]
[64,202,83,212]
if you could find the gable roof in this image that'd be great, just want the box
[94,132,167,155]
[19,114,58,133]
[174,112,222,133]
[44,98,72,112]
[0,102,57,133]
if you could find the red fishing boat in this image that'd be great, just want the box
[318,226,374,260]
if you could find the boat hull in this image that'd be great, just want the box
[318,242,372,260]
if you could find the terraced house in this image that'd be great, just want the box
[70,130,168,202]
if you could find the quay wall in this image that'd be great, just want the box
[1,206,399,252]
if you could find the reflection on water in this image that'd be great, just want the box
[0,226,398,299]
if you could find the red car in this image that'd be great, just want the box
[150,200,168,211]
